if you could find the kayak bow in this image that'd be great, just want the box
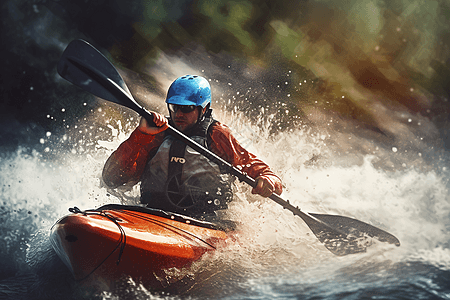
[50,204,230,289]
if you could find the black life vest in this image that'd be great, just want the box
[140,110,233,217]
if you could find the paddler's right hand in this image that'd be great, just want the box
[137,113,169,135]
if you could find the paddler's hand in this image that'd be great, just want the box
[137,113,169,135]
[252,176,282,198]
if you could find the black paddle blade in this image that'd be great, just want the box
[311,213,401,246]
[57,39,133,105]
[272,194,400,256]
[281,201,400,256]
[303,220,368,256]
[303,213,400,256]
[57,39,155,125]
[293,211,366,256]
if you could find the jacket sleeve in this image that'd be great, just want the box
[102,128,165,188]
[209,122,283,194]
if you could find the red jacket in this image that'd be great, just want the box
[102,121,282,194]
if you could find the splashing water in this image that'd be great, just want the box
[1,96,450,299]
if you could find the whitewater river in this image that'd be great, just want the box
[1,95,449,300]
[1,0,450,298]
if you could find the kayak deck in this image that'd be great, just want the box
[50,204,230,289]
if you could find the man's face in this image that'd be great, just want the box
[169,105,201,132]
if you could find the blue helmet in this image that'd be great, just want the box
[165,75,211,108]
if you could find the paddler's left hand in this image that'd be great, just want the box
[252,176,282,197]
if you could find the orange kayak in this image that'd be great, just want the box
[50,204,231,290]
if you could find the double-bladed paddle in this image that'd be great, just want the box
[57,39,400,256]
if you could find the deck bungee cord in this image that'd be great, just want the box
[66,207,127,282]
[65,205,220,282]
[115,209,218,249]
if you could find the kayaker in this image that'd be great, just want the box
[102,75,282,218]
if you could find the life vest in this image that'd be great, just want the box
[140,111,233,216]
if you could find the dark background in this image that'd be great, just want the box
[1,0,450,157]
